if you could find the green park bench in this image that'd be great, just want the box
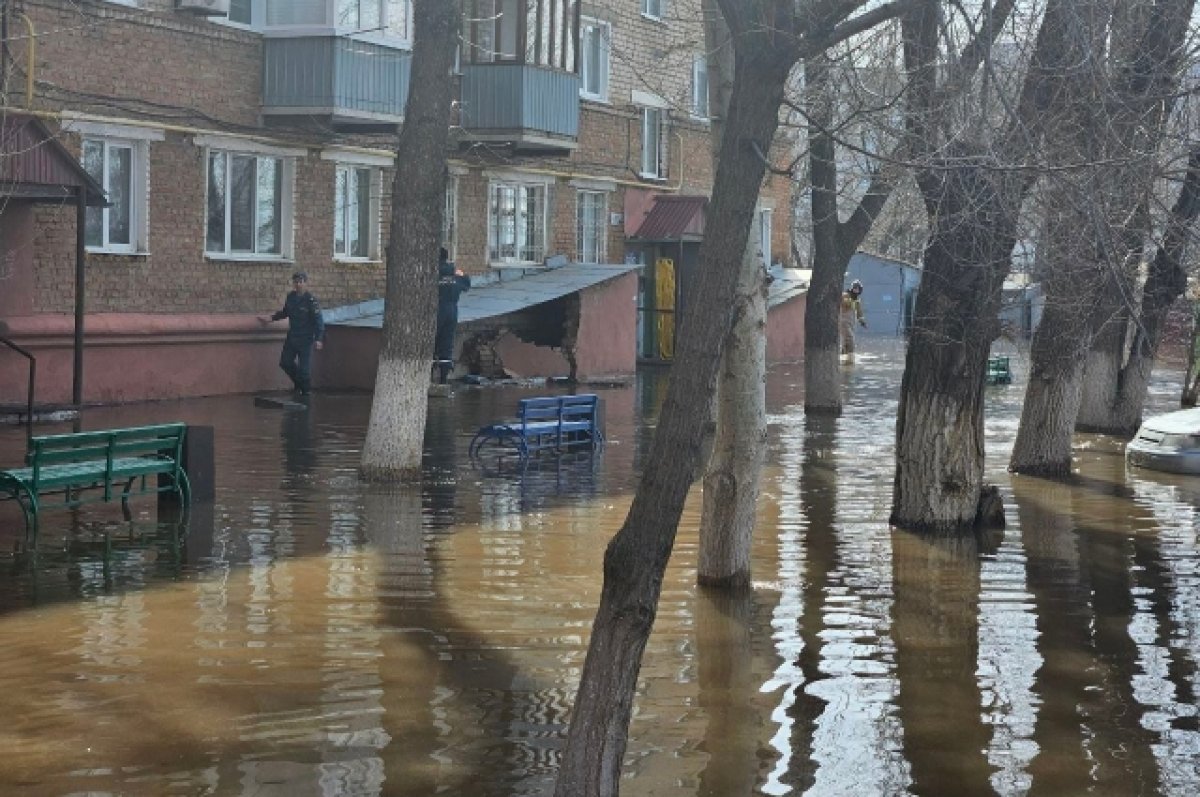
[0,423,191,536]
[986,356,1013,385]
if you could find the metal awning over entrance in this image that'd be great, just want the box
[325,262,642,328]
[629,195,707,242]
[1,113,106,206]
[1,112,107,416]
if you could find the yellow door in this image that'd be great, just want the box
[655,257,676,359]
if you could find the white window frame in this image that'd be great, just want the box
[82,137,146,255]
[332,163,381,261]
[580,17,611,103]
[641,107,664,180]
[486,177,549,265]
[66,119,164,256]
[576,189,608,264]
[223,0,260,28]
[203,144,297,261]
[759,208,773,267]
[642,0,663,22]
[444,175,459,261]
[692,54,709,119]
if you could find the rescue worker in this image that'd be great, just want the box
[840,279,866,361]
[259,271,324,395]
[434,248,470,384]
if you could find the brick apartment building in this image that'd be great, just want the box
[0,0,797,407]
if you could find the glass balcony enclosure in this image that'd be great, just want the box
[261,0,413,130]
[460,0,581,151]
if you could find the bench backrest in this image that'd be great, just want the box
[26,423,187,474]
[516,394,599,427]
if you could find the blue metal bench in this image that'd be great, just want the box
[469,394,603,464]
[0,423,191,536]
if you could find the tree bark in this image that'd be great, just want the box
[892,0,1101,529]
[891,160,1017,531]
[698,241,768,588]
[360,0,460,482]
[553,25,795,797]
[1019,0,1196,444]
[696,0,767,590]
[1078,147,1200,429]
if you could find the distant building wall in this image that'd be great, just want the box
[0,313,285,405]
[845,253,920,337]
[766,294,806,363]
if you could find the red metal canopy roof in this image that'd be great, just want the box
[0,112,106,206]
[631,195,707,242]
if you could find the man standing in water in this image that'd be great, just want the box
[434,247,471,384]
[840,279,867,362]
[259,271,325,395]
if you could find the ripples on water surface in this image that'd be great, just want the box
[1,341,1198,796]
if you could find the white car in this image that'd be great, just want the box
[1126,407,1200,475]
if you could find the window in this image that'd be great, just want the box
[487,180,547,264]
[580,18,610,102]
[692,55,709,118]
[228,0,253,24]
[333,0,411,37]
[759,209,773,267]
[443,177,458,260]
[336,0,381,29]
[334,164,378,260]
[641,107,664,179]
[206,150,292,258]
[83,138,145,254]
[642,0,663,20]
[577,190,608,264]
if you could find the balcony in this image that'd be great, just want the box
[458,65,580,153]
[262,37,411,131]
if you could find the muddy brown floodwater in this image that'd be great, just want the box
[0,339,1197,796]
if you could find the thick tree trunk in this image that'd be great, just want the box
[1011,180,1106,475]
[890,163,1015,532]
[553,41,793,797]
[696,0,766,590]
[698,243,768,588]
[1025,0,1197,440]
[360,0,459,482]
[803,55,849,415]
[1080,147,1200,429]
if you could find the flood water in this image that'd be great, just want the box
[1,340,1198,796]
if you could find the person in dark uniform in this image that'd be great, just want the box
[434,248,470,384]
[259,271,325,395]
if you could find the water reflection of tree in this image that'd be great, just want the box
[366,483,556,796]
[694,587,761,796]
[890,529,993,795]
[781,415,840,792]
[1013,474,1160,794]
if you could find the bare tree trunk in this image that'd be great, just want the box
[891,161,1016,531]
[803,54,852,416]
[892,0,1106,529]
[698,241,768,588]
[1021,0,1197,444]
[696,0,767,589]
[1080,147,1200,428]
[802,0,1015,415]
[360,0,459,482]
[553,27,795,797]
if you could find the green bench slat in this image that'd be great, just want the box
[0,423,189,532]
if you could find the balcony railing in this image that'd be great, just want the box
[263,37,412,128]
[459,64,580,151]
